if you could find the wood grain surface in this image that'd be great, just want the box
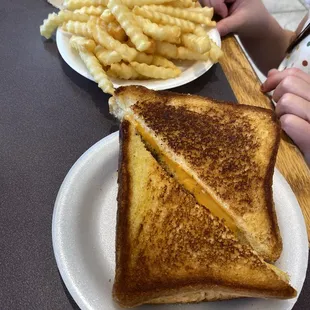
[220,35,310,244]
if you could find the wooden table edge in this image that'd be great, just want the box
[219,34,310,245]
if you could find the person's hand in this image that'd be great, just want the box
[199,0,271,37]
[261,68,310,165]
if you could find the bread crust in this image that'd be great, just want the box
[114,85,277,115]
[114,121,131,303]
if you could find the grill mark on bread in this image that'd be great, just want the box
[123,148,271,293]
[132,100,267,215]
[121,121,264,284]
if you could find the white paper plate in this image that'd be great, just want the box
[52,131,308,310]
[56,28,221,90]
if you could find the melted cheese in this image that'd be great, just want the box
[130,117,238,233]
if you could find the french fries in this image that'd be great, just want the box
[187,6,214,19]
[209,40,224,62]
[65,0,108,10]
[169,0,193,8]
[108,62,143,79]
[71,44,114,94]
[151,55,177,68]
[155,41,178,58]
[182,33,211,54]
[100,9,116,22]
[140,5,216,26]
[40,13,61,39]
[133,7,196,33]
[131,62,181,79]
[62,20,91,37]
[121,0,173,8]
[134,51,153,64]
[74,5,106,15]
[134,15,181,44]
[40,11,89,39]
[95,45,123,65]
[40,0,223,95]
[177,46,210,61]
[58,10,90,22]
[108,0,152,52]
[106,21,127,42]
[89,21,137,61]
[70,35,96,51]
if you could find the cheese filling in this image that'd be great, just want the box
[130,117,238,234]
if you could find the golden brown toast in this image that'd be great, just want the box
[109,85,282,262]
[113,120,296,308]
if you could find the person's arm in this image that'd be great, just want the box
[200,0,295,75]
[239,24,294,75]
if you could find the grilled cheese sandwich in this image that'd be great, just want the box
[110,85,282,262]
[113,119,296,308]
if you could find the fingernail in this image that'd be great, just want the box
[269,69,278,76]
[260,84,265,92]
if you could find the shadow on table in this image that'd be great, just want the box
[61,276,81,310]
[43,40,115,123]
[171,64,237,103]
[60,58,113,116]
[59,55,121,135]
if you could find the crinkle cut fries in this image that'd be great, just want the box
[40,0,223,95]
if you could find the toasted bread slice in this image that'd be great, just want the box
[113,120,296,308]
[109,85,282,263]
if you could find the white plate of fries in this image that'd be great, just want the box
[56,26,221,91]
[41,0,222,94]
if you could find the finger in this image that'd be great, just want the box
[199,0,212,7]
[210,0,228,18]
[199,0,224,14]
[273,75,310,102]
[267,69,278,77]
[216,14,242,36]
[280,114,310,157]
[276,93,310,122]
[262,68,310,92]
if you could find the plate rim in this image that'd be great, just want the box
[52,131,309,310]
[52,131,119,310]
